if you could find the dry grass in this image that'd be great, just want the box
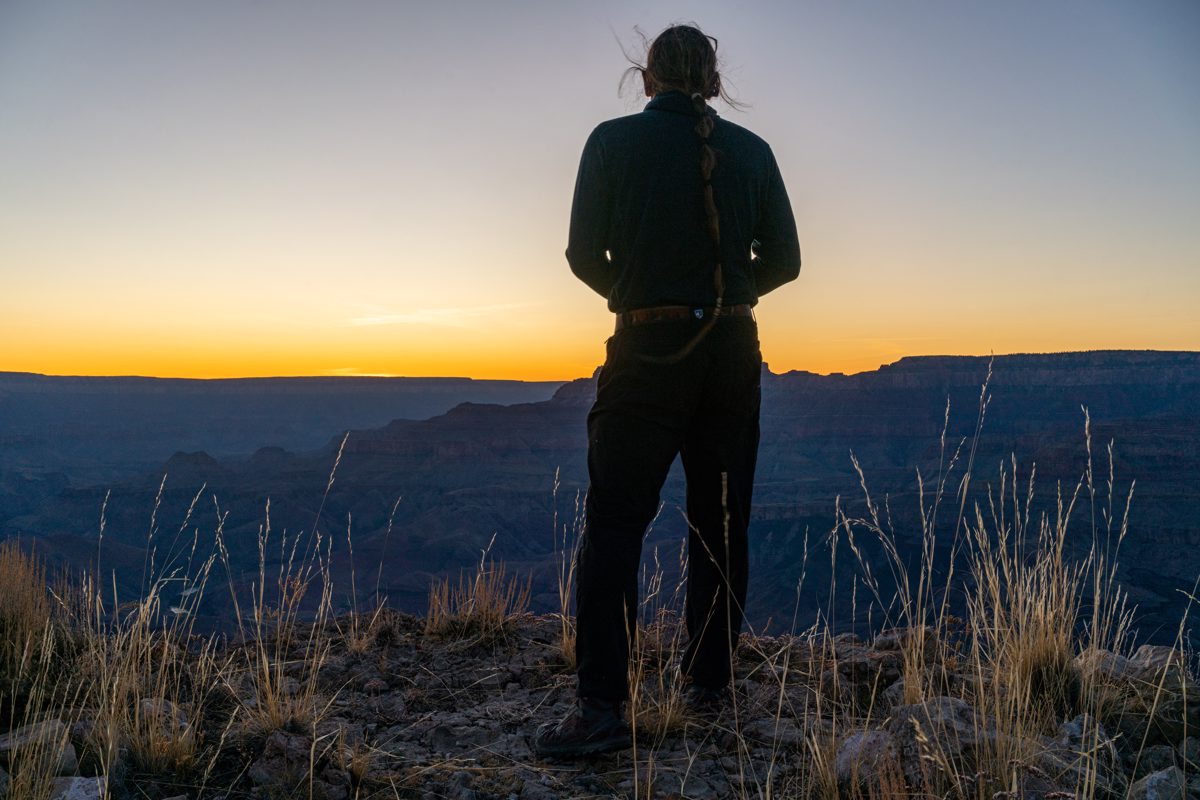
[552,470,582,670]
[2,635,74,800]
[0,541,86,800]
[0,555,50,717]
[425,536,532,642]
[629,539,691,742]
[0,540,54,687]
[335,494,402,656]
[0,436,356,797]
[1,485,224,796]
[52,482,226,788]
[216,438,347,740]
[825,366,1166,798]
[333,726,380,792]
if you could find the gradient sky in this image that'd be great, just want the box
[2,0,1197,380]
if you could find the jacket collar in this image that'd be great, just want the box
[645,90,712,117]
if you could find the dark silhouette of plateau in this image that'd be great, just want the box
[0,372,563,480]
[1,351,1196,645]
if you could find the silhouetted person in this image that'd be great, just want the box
[534,24,801,758]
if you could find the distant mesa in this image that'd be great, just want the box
[550,377,598,404]
[1,350,1197,643]
[162,451,227,484]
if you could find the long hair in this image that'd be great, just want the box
[622,24,740,107]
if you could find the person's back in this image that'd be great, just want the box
[567,91,800,313]
[535,23,801,760]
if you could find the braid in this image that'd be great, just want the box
[691,91,724,316]
[639,93,724,365]
[633,24,733,365]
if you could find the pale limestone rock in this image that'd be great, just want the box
[1136,744,1179,778]
[50,777,105,800]
[835,729,902,793]
[1037,713,1127,798]
[0,719,67,755]
[56,742,78,776]
[1128,645,1185,681]
[248,729,311,786]
[1127,766,1187,800]
[1179,735,1199,771]
[0,719,77,776]
[885,696,994,790]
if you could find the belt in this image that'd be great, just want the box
[614,303,753,332]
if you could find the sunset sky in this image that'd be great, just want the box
[2,0,1197,380]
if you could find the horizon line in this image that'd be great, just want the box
[3,348,1197,384]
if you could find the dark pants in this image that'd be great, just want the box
[575,315,761,702]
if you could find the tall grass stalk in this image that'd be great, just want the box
[210,434,346,757]
[552,469,583,669]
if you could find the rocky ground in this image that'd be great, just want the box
[1,610,1197,799]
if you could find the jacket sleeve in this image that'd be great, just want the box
[751,147,801,296]
[565,127,615,299]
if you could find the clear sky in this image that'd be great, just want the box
[2,0,1197,380]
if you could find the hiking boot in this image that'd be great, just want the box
[683,683,731,716]
[533,697,632,759]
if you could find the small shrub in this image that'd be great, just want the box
[424,558,531,641]
[0,540,57,722]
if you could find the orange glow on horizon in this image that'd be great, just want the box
[4,262,1197,381]
[6,325,1198,382]
[4,265,1200,381]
